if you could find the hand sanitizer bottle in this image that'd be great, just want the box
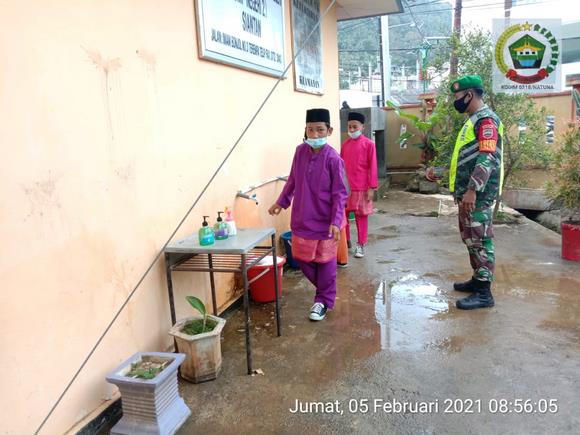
[213,211,229,240]
[225,206,237,236]
[198,216,215,246]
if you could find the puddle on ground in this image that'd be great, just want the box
[425,335,489,353]
[374,277,450,352]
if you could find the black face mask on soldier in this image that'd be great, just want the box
[453,92,472,113]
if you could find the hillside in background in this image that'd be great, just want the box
[338,0,452,91]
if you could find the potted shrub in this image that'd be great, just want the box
[547,127,580,261]
[106,352,191,435]
[169,296,226,383]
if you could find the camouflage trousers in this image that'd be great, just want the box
[458,205,495,282]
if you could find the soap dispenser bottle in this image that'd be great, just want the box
[213,211,229,240]
[225,206,237,236]
[198,216,215,246]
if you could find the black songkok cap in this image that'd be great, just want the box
[306,108,330,123]
[348,112,365,123]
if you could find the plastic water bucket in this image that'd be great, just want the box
[281,231,299,269]
[562,222,580,262]
[248,255,286,303]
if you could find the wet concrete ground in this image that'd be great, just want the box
[178,191,580,434]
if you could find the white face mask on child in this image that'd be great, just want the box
[348,130,362,139]
[306,137,327,148]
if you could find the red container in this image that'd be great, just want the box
[562,222,580,262]
[248,256,286,303]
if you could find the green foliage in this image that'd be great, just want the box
[388,100,444,163]
[127,359,169,380]
[337,1,452,91]
[430,27,553,189]
[338,18,381,89]
[186,296,209,334]
[186,296,206,317]
[546,127,580,220]
[181,318,218,335]
[388,1,453,71]
[128,366,161,380]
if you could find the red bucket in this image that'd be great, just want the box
[562,222,580,262]
[248,255,286,303]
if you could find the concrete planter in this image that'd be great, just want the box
[106,352,191,435]
[169,315,226,383]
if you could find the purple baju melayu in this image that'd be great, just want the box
[277,143,348,309]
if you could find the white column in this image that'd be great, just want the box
[380,15,391,102]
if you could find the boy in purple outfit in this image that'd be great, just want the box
[269,108,348,321]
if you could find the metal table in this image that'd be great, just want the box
[164,228,282,375]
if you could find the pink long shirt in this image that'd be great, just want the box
[277,143,348,240]
[340,135,378,191]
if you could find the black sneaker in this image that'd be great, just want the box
[309,302,327,321]
[337,262,348,269]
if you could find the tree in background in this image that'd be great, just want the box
[546,127,580,222]
[430,27,552,215]
[337,1,452,91]
[388,0,452,74]
[338,18,380,90]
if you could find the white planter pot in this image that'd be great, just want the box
[106,352,190,435]
[169,315,226,383]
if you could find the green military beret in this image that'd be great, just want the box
[450,75,483,93]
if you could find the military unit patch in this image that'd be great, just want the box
[478,118,498,152]
[479,140,497,152]
[482,126,494,139]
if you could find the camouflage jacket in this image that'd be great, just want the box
[451,105,503,208]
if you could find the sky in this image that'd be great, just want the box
[447,0,580,83]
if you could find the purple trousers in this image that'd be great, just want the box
[298,259,337,309]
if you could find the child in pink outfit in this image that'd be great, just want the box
[340,111,378,258]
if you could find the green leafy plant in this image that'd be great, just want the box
[429,27,553,216]
[183,296,216,335]
[127,358,169,379]
[546,127,580,222]
[387,100,445,164]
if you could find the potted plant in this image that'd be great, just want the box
[169,296,226,383]
[547,127,580,261]
[106,352,191,435]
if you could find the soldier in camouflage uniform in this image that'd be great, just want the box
[448,75,503,310]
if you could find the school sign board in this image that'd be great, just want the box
[291,0,324,94]
[195,0,286,77]
[493,19,562,94]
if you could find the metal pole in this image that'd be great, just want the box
[242,254,253,374]
[378,18,385,106]
[165,253,176,326]
[208,254,218,316]
[271,234,282,337]
[450,0,463,77]
[380,15,391,104]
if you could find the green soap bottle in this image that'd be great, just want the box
[199,215,215,246]
[213,211,229,240]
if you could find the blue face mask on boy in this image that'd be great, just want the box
[348,130,362,139]
[306,137,327,148]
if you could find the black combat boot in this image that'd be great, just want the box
[453,278,476,292]
[456,280,495,310]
